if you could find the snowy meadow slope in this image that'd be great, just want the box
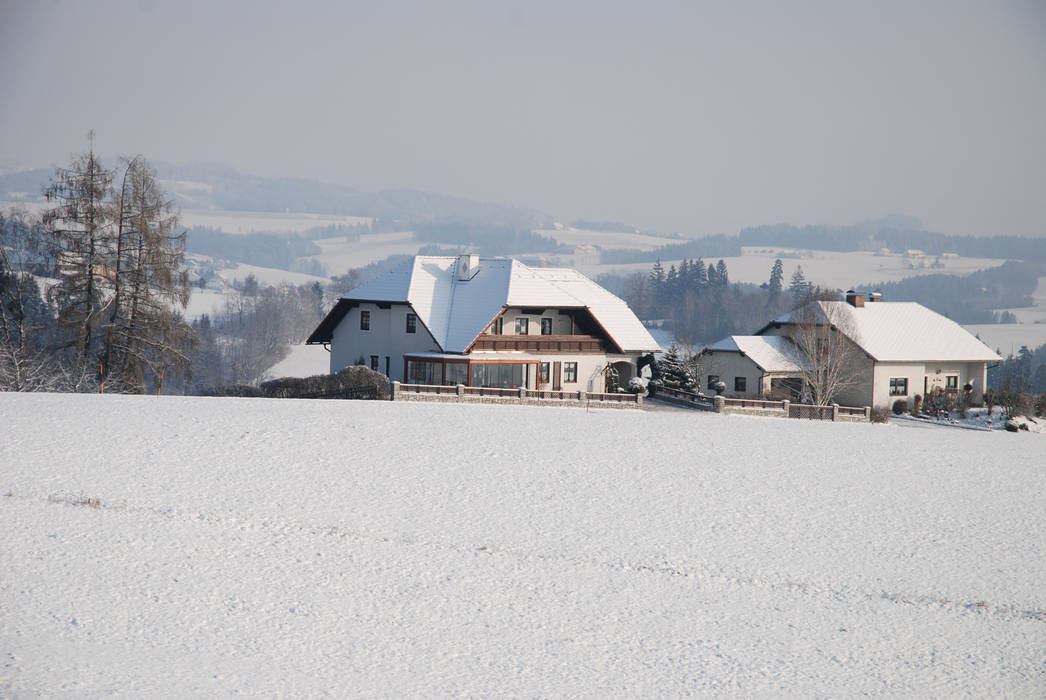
[1,394,1044,697]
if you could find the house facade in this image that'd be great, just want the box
[699,335,803,400]
[702,291,1001,408]
[307,255,661,392]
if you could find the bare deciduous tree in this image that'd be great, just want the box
[42,135,113,386]
[784,301,864,406]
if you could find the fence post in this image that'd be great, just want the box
[636,393,643,408]
[578,391,586,402]
[863,406,870,421]
[457,383,465,398]
[782,399,790,418]
[391,381,400,401]
[714,396,724,413]
[519,387,526,402]
[832,403,839,421]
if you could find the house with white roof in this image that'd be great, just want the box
[306,254,661,392]
[699,335,805,400]
[702,291,1002,408]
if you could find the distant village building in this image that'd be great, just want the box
[307,255,661,392]
[572,245,600,268]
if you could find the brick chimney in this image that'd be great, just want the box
[868,291,883,302]
[845,290,865,307]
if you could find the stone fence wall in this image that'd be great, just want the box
[390,382,642,409]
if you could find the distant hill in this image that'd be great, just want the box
[0,160,553,231]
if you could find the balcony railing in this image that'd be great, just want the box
[470,334,607,353]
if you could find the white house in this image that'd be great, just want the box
[702,291,1002,408]
[699,335,804,400]
[306,254,661,392]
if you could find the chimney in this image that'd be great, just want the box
[845,290,865,307]
[458,253,479,281]
[868,291,883,303]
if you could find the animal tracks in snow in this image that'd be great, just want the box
[29,489,1046,626]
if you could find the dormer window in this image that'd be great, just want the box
[516,318,529,335]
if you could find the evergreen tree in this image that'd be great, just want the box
[649,259,666,313]
[691,257,707,289]
[789,265,809,304]
[656,343,694,389]
[715,259,729,287]
[768,259,784,297]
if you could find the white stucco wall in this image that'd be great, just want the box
[493,309,576,336]
[329,303,440,381]
[869,361,989,409]
[699,351,763,399]
[327,303,643,391]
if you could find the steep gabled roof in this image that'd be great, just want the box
[705,335,804,373]
[760,301,1002,363]
[308,256,661,354]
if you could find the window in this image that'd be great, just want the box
[707,374,720,390]
[516,317,529,335]
[487,317,503,335]
[470,363,524,388]
[734,376,747,392]
[539,362,550,384]
[563,362,577,383]
[946,375,958,389]
[360,310,370,331]
[541,318,552,335]
[407,359,441,384]
[889,377,908,396]
[370,355,379,371]
[406,313,417,334]
[445,362,468,386]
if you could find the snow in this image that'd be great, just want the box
[179,209,372,234]
[593,248,1009,290]
[1,393,1044,697]
[264,343,330,379]
[214,262,329,288]
[964,323,1046,357]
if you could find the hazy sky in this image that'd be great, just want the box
[2,1,1044,237]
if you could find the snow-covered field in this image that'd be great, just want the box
[536,228,684,251]
[2,393,1043,697]
[303,232,420,274]
[214,262,329,288]
[594,248,1008,290]
[265,343,330,379]
[179,209,371,234]
[965,323,1046,356]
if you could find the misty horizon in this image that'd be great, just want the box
[2,1,1044,238]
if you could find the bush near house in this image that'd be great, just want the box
[203,366,389,400]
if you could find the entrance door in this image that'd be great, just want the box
[553,361,562,390]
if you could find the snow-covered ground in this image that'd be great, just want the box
[965,323,1046,356]
[594,248,1008,290]
[1,394,1044,697]
[214,262,329,288]
[179,209,371,234]
[264,343,330,379]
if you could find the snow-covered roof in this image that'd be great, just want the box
[706,335,804,373]
[312,256,660,353]
[764,301,1002,363]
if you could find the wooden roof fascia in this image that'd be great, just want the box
[462,306,508,354]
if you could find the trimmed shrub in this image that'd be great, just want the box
[892,399,908,415]
[870,407,891,423]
